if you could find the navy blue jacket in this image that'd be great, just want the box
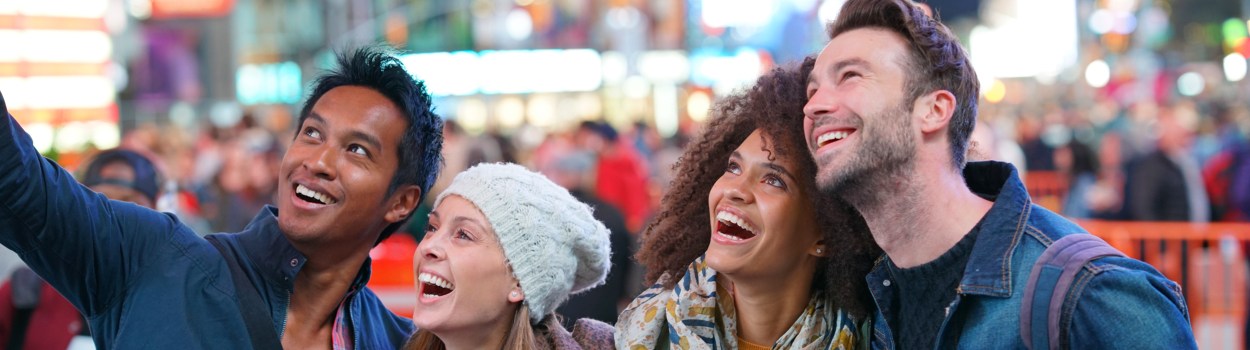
[0,93,414,349]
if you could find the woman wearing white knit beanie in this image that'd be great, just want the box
[402,162,614,350]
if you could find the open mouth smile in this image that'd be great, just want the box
[294,184,338,205]
[418,272,455,302]
[815,128,857,148]
[715,210,758,242]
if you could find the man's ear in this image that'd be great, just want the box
[384,185,421,224]
[916,90,956,134]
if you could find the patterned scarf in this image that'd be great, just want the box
[616,257,862,350]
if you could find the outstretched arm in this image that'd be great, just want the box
[0,91,188,317]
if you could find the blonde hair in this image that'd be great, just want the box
[402,305,558,350]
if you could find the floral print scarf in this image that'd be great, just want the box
[616,256,864,350]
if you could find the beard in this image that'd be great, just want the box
[812,99,917,203]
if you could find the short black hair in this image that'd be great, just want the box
[298,46,444,244]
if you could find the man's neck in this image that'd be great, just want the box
[279,246,372,350]
[725,263,816,346]
[846,162,993,269]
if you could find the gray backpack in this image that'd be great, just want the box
[1020,234,1126,350]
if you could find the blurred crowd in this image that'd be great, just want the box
[3,72,1245,336]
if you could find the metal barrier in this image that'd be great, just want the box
[1079,221,1250,349]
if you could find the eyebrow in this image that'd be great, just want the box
[306,112,326,126]
[306,112,383,153]
[730,151,798,183]
[429,210,488,231]
[809,57,872,84]
[348,130,383,154]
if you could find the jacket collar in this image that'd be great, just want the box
[956,161,1032,297]
[234,206,372,290]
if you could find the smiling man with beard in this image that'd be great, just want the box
[0,46,442,349]
[803,0,1195,349]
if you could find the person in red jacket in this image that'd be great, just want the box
[576,121,652,233]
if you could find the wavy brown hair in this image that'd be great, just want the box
[635,57,881,318]
[827,0,980,170]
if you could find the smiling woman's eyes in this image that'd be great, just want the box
[763,174,788,190]
[726,160,742,175]
[454,229,474,241]
[348,144,368,156]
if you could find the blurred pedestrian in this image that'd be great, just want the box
[0,46,442,348]
[576,121,652,233]
[1128,110,1209,222]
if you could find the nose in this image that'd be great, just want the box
[415,236,445,262]
[305,144,338,180]
[723,177,754,204]
[803,87,835,121]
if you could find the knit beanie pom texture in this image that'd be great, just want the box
[434,162,611,322]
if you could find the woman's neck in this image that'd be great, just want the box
[724,265,816,346]
[438,315,514,350]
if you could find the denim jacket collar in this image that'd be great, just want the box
[957,161,1031,298]
[235,205,372,290]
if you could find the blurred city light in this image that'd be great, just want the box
[1,0,108,18]
[690,47,764,95]
[984,79,1007,104]
[701,0,775,28]
[495,96,526,130]
[686,90,711,123]
[401,49,602,96]
[504,8,532,40]
[817,0,846,25]
[653,83,679,138]
[969,0,1076,81]
[1085,60,1111,88]
[399,51,481,96]
[26,122,54,154]
[1177,72,1205,96]
[1223,53,1247,81]
[456,98,489,134]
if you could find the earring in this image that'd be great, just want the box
[816,248,824,254]
[510,291,520,298]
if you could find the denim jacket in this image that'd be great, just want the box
[867,161,1196,349]
[0,95,414,348]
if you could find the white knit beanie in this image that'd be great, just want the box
[434,162,611,322]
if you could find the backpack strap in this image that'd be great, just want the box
[206,235,284,350]
[1020,234,1125,350]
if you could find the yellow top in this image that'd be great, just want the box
[738,337,772,350]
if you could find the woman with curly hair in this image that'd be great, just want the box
[615,58,881,349]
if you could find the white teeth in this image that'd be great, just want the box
[419,273,455,291]
[295,184,337,205]
[817,130,850,146]
[715,211,758,234]
[717,231,746,241]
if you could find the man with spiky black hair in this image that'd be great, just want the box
[0,46,443,349]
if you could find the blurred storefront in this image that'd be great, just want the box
[0,0,121,168]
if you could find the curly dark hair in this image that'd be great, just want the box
[635,57,881,319]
